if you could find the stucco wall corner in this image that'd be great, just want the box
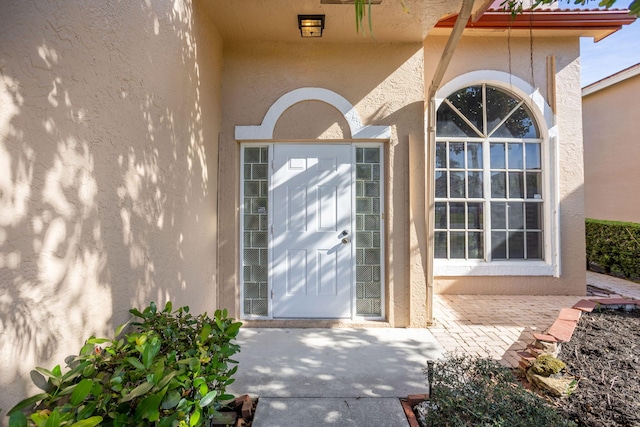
[0,0,224,419]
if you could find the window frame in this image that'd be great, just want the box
[433,71,559,277]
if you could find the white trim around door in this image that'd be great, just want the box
[240,143,385,321]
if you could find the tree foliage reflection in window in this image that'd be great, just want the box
[435,84,543,261]
[438,85,539,139]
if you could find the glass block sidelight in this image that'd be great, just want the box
[355,147,382,316]
[242,146,269,316]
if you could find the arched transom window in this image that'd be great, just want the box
[435,84,543,261]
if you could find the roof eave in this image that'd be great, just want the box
[582,63,640,95]
[434,9,636,41]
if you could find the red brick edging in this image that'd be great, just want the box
[405,296,640,425]
[401,394,429,427]
[518,297,640,369]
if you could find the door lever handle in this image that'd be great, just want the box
[340,230,349,237]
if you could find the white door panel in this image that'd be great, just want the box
[272,144,353,318]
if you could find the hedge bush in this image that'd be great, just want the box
[586,218,640,280]
[8,302,242,427]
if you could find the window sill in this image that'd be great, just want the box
[434,260,554,277]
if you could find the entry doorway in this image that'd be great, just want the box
[240,143,384,320]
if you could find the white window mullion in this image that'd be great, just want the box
[483,136,491,262]
[487,100,525,138]
[482,84,488,138]
[445,99,484,138]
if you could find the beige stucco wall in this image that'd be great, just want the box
[0,0,222,417]
[426,35,586,296]
[583,75,640,223]
[0,2,591,415]
[219,41,426,327]
[219,34,587,327]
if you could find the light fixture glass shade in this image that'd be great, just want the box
[298,15,325,37]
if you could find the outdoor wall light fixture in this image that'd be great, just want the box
[298,15,325,37]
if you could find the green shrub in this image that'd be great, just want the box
[8,302,242,427]
[417,353,575,427]
[586,218,640,279]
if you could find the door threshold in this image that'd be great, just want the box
[241,319,391,328]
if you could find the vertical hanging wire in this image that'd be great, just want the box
[529,8,536,88]
[507,25,513,87]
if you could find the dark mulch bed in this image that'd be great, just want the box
[555,309,640,427]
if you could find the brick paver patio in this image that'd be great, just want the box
[430,271,640,367]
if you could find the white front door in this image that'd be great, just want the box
[272,144,353,318]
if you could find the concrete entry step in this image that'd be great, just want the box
[252,397,410,427]
[228,328,444,399]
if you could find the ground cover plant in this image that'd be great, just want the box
[416,308,640,427]
[8,302,242,427]
[415,353,576,427]
[555,309,640,427]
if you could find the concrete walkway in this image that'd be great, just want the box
[228,328,443,426]
[228,272,639,426]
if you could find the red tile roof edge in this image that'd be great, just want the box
[436,9,636,30]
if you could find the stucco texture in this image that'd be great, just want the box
[583,74,640,223]
[0,1,592,419]
[0,0,222,416]
[219,41,426,327]
[425,35,586,295]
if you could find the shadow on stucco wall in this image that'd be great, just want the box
[0,0,221,416]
